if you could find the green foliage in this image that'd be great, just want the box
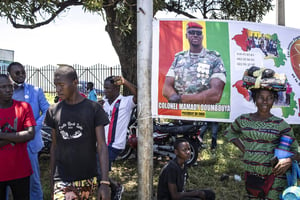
[82,0,103,12]
[219,0,273,22]
[0,0,274,29]
[44,92,56,105]
[39,156,51,199]
[158,0,273,21]
[111,1,135,36]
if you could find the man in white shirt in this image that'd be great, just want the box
[102,75,137,200]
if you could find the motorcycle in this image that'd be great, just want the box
[117,108,204,167]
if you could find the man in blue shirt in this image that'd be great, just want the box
[87,82,98,102]
[7,62,49,200]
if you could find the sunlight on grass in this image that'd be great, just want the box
[107,133,247,200]
[39,125,300,200]
[40,134,247,200]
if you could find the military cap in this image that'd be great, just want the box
[187,22,203,29]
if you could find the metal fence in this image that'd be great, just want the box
[0,63,122,96]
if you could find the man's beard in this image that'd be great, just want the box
[10,78,24,86]
[191,43,201,48]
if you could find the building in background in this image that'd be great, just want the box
[0,48,14,73]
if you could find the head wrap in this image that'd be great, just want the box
[242,66,287,91]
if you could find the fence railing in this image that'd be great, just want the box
[0,63,122,96]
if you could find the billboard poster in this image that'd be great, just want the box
[152,19,300,124]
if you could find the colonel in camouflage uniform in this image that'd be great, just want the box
[163,22,226,105]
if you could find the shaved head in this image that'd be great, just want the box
[55,65,78,81]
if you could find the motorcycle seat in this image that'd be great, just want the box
[154,124,196,135]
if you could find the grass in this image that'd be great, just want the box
[39,133,249,200]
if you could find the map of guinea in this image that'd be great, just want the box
[232,28,287,67]
[232,28,297,118]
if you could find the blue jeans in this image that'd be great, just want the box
[108,146,123,170]
[96,146,123,181]
[200,122,219,149]
[27,150,43,200]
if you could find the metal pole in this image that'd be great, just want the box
[276,0,285,26]
[137,0,153,199]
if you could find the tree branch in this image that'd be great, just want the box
[164,4,197,19]
[9,1,83,29]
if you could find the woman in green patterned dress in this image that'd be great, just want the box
[225,88,299,200]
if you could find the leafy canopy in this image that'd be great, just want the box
[0,0,273,29]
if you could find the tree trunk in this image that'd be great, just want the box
[103,3,137,94]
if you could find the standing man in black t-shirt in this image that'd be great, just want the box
[45,65,110,200]
[157,138,216,200]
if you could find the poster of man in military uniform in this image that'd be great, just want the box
[154,20,231,120]
[163,22,226,105]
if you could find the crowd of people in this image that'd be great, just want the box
[246,34,279,57]
[1,64,299,200]
[0,22,299,200]
[0,63,136,200]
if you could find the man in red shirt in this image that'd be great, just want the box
[0,74,36,200]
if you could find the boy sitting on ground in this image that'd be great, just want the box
[157,138,216,200]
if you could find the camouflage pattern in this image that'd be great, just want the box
[167,49,226,95]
